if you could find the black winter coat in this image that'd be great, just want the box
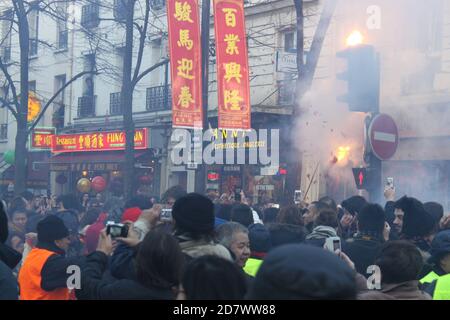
[0,260,18,300]
[342,237,383,276]
[76,251,175,300]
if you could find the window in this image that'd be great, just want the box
[110,92,122,115]
[150,0,166,11]
[284,31,296,53]
[78,96,96,118]
[278,80,295,105]
[56,3,68,50]
[146,85,171,111]
[53,75,66,129]
[0,124,7,140]
[29,81,36,93]
[81,1,100,28]
[29,9,39,57]
[1,10,12,62]
[114,0,127,21]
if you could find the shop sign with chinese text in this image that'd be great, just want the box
[51,128,148,153]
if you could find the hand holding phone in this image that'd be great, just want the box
[324,236,341,253]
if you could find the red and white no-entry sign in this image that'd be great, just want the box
[369,114,399,160]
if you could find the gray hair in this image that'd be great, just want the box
[215,222,249,249]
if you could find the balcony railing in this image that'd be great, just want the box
[146,85,171,111]
[110,92,122,115]
[58,30,68,49]
[77,96,96,118]
[81,3,100,28]
[150,0,165,11]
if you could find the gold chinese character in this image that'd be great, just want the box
[92,134,98,148]
[78,136,84,149]
[177,86,194,108]
[177,58,194,79]
[98,134,104,148]
[174,2,193,23]
[177,29,194,50]
[84,135,91,149]
[224,90,243,110]
[45,136,52,147]
[34,134,42,146]
[224,34,239,55]
[224,62,242,83]
[223,8,237,27]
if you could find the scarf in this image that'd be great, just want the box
[306,225,337,240]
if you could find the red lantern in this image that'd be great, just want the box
[139,175,152,185]
[91,176,107,192]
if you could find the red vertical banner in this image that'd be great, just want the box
[214,0,251,130]
[167,0,203,128]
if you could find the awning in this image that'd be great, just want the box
[47,150,151,172]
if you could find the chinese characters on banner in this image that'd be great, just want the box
[167,0,203,128]
[31,128,55,150]
[51,128,148,153]
[214,0,251,130]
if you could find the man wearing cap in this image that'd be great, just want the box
[421,230,450,299]
[18,215,84,300]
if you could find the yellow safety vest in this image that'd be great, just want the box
[433,274,450,300]
[244,258,263,277]
[420,271,440,284]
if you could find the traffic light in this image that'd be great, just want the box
[337,44,380,113]
[352,167,368,190]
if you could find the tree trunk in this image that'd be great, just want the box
[14,0,30,195]
[122,0,135,201]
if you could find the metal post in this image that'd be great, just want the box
[195,0,210,194]
[163,60,169,110]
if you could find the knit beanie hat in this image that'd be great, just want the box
[37,215,69,243]
[172,193,215,233]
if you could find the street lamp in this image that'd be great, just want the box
[346,30,364,47]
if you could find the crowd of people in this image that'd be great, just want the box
[1,185,450,300]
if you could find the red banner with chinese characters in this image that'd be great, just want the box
[167,0,203,128]
[214,0,251,130]
[51,128,148,153]
[31,128,55,150]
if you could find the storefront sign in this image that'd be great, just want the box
[30,128,55,150]
[167,0,203,128]
[51,128,148,153]
[50,162,121,172]
[214,0,251,130]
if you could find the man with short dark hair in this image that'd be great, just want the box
[343,203,387,275]
[358,241,431,300]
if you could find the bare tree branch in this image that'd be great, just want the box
[27,70,99,134]
[132,58,168,89]
[0,57,19,113]
[132,0,150,84]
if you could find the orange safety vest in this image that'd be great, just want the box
[18,248,70,300]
